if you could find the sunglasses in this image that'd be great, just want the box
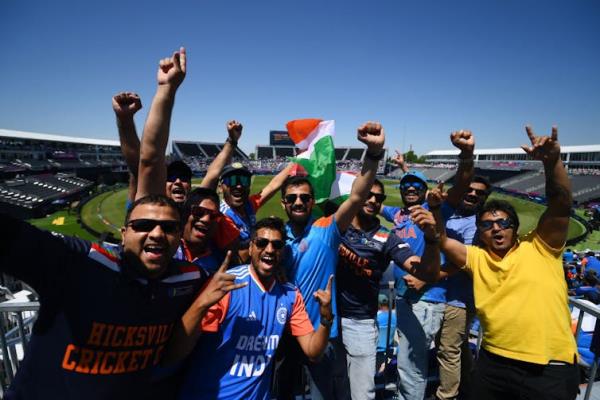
[253,237,286,250]
[190,205,221,220]
[468,187,488,196]
[369,192,386,203]
[400,181,426,191]
[127,219,180,234]
[478,218,513,232]
[283,193,313,204]
[167,174,191,183]
[222,175,251,187]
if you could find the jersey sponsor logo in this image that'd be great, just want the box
[276,306,287,325]
[61,322,173,375]
[229,335,280,377]
[338,243,374,277]
[394,226,418,240]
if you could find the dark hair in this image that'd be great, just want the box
[476,199,520,233]
[251,216,286,240]
[281,176,314,198]
[124,194,181,224]
[181,187,220,221]
[472,175,492,193]
[373,178,385,194]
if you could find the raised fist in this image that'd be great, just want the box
[112,92,142,118]
[357,121,385,154]
[450,130,474,154]
[226,120,243,143]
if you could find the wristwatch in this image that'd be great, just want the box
[320,314,334,328]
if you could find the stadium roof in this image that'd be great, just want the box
[426,144,600,156]
[0,129,120,147]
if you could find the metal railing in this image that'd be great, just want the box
[570,297,600,400]
[0,300,40,396]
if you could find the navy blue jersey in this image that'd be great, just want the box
[337,223,414,319]
[0,214,208,400]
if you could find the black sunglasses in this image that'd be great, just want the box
[369,192,386,203]
[253,237,285,250]
[478,218,512,232]
[283,193,313,204]
[468,187,488,196]
[190,205,221,220]
[400,181,426,191]
[127,219,180,234]
[167,174,191,183]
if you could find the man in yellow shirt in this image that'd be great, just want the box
[429,126,578,400]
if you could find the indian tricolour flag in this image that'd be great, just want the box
[287,119,356,205]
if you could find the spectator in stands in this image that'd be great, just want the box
[563,247,574,263]
[429,126,579,400]
[380,130,475,400]
[219,160,294,261]
[435,175,491,400]
[582,250,600,275]
[165,217,333,400]
[335,178,440,400]
[0,194,212,399]
[278,122,385,400]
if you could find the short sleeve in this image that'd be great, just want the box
[214,216,241,250]
[313,216,342,248]
[385,235,414,269]
[200,292,231,333]
[381,206,400,223]
[464,245,482,275]
[288,290,315,337]
[249,193,263,212]
[531,230,564,258]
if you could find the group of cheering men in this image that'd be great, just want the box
[0,47,579,400]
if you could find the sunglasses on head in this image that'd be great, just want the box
[369,192,386,203]
[283,193,313,204]
[190,205,221,220]
[478,217,513,232]
[468,187,488,196]
[400,181,426,191]
[222,175,251,187]
[253,237,285,250]
[167,174,191,183]
[127,219,180,234]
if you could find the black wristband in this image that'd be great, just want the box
[226,137,238,147]
[320,315,334,328]
[365,150,384,161]
[425,234,441,244]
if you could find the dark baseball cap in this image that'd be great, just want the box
[167,160,192,182]
[220,162,253,179]
[400,170,428,186]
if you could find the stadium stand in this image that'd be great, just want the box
[0,173,93,218]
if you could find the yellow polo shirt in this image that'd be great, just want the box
[464,231,577,365]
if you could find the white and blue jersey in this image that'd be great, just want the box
[179,265,313,400]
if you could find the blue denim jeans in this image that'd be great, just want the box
[341,317,378,400]
[395,298,445,400]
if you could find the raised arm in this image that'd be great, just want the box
[390,150,409,173]
[136,47,186,200]
[335,122,385,233]
[522,126,571,248]
[445,130,475,208]
[112,92,143,201]
[296,275,334,361]
[200,120,243,190]
[257,163,295,204]
[428,182,467,268]
[162,253,247,365]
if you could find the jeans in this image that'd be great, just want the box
[436,305,475,400]
[340,317,378,400]
[395,298,445,400]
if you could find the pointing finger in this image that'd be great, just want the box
[179,47,187,74]
[218,251,232,274]
[551,126,558,141]
[325,274,334,293]
[525,125,536,144]
[437,181,444,192]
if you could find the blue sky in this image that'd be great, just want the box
[1,0,599,156]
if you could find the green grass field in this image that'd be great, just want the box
[29,176,594,250]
